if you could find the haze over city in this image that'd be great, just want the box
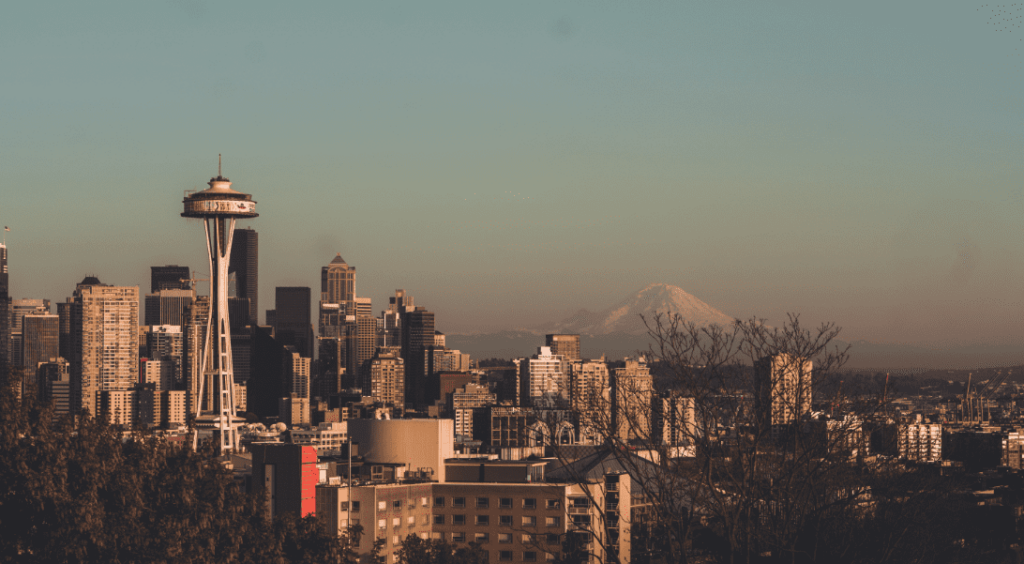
[2,1,1021,367]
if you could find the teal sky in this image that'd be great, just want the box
[1,1,1022,348]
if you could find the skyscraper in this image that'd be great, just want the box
[144,289,193,327]
[0,242,8,384]
[613,356,653,442]
[545,334,581,362]
[70,277,139,416]
[754,353,813,427]
[10,298,49,369]
[274,287,313,359]
[400,305,434,406]
[321,254,355,311]
[229,228,258,324]
[370,349,405,409]
[150,265,191,293]
[518,346,567,408]
[21,313,59,378]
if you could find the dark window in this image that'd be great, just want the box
[453,515,466,525]
[500,515,512,526]
[393,500,402,510]
[454,497,466,508]
[546,534,560,544]
[524,552,537,562]
[435,496,445,507]
[500,497,513,509]
[434,515,445,525]
[524,498,536,509]
[546,499,560,510]
[499,551,513,561]
[477,515,490,526]
[477,497,489,509]
[351,501,360,512]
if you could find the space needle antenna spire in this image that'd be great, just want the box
[182,158,258,454]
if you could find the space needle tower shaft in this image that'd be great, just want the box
[182,158,257,453]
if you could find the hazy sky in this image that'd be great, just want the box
[2,1,1022,347]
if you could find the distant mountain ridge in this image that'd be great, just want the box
[543,283,735,335]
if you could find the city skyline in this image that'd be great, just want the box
[2,2,1021,358]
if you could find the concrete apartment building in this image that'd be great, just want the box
[519,347,568,408]
[754,353,813,427]
[70,279,139,416]
[898,423,943,463]
[316,459,633,563]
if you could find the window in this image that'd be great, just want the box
[378,519,386,531]
[522,534,535,543]
[393,500,402,510]
[392,517,400,527]
[546,499,560,510]
[475,533,490,543]
[524,552,537,562]
[407,516,416,525]
[341,501,349,511]
[454,497,466,508]
[453,515,466,525]
[421,496,429,507]
[452,532,466,543]
[476,515,490,526]
[419,532,429,540]
[392,535,399,546]
[546,534,559,544]
[569,497,590,508]
[435,496,446,507]
[499,551,513,561]
[421,515,430,525]
[500,515,512,527]
[434,515,445,525]
[378,501,387,511]
[571,515,591,527]
[498,533,512,544]
[522,516,536,527]
[500,497,513,509]
[477,497,490,509]
[523,498,536,510]
[546,517,560,527]
[351,501,360,512]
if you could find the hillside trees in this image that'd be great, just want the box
[0,379,358,564]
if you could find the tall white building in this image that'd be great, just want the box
[755,353,813,426]
[71,278,139,416]
[518,346,567,408]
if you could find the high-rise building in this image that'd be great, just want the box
[10,299,50,369]
[144,289,193,327]
[229,228,258,324]
[57,300,72,362]
[518,346,567,408]
[140,358,176,392]
[150,265,191,293]
[183,297,210,416]
[321,254,355,310]
[283,346,311,399]
[754,353,813,427]
[37,358,71,415]
[545,334,581,362]
[370,349,405,409]
[274,287,313,359]
[613,356,653,442]
[356,314,376,381]
[400,305,434,406]
[568,358,610,430]
[70,278,139,416]
[0,242,9,384]
[22,313,59,377]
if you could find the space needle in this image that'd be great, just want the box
[182,157,257,453]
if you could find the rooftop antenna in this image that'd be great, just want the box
[218,154,222,178]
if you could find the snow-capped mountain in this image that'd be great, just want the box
[545,283,735,335]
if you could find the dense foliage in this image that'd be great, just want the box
[0,384,358,564]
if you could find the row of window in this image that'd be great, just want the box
[437,515,559,527]
[434,497,559,510]
[378,515,562,529]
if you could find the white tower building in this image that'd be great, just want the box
[182,159,257,453]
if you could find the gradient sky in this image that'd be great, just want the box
[2,1,1022,349]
